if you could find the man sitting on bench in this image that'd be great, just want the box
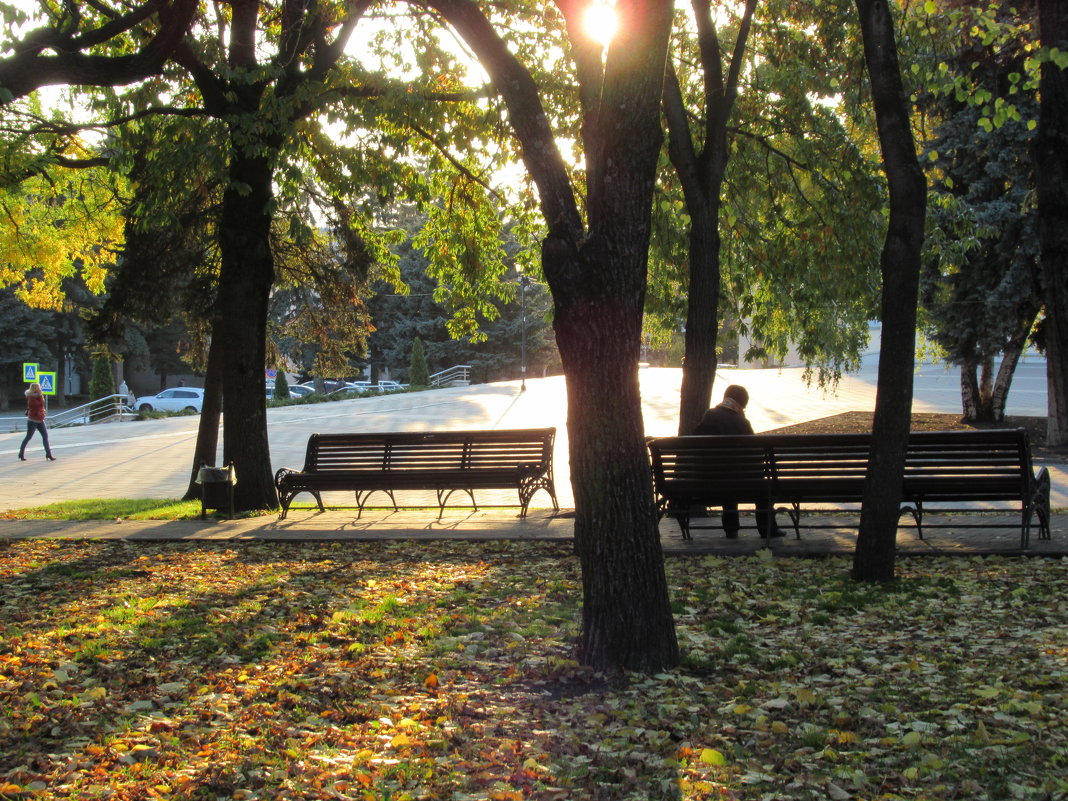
[694,384,785,539]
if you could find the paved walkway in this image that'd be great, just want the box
[0,508,1062,556]
[1,365,1063,555]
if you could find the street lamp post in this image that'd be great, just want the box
[518,274,531,392]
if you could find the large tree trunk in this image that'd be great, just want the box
[182,330,225,500]
[216,148,278,511]
[552,243,678,671]
[852,0,927,582]
[1036,0,1068,446]
[431,0,679,672]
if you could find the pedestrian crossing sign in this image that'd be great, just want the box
[37,372,57,395]
[23,363,38,382]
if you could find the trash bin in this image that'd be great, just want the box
[197,463,236,519]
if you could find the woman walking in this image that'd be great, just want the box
[19,382,55,461]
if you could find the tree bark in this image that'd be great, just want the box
[678,201,722,434]
[431,0,680,671]
[215,148,278,510]
[960,352,981,421]
[182,329,225,500]
[552,241,678,671]
[1036,0,1068,446]
[852,0,927,583]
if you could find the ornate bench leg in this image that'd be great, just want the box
[355,489,397,519]
[436,488,478,518]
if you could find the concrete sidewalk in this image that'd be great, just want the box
[1,506,1063,557]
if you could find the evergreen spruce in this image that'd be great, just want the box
[273,370,290,400]
[408,337,430,387]
[89,353,116,419]
[89,354,115,401]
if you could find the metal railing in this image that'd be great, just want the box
[2,394,136,432]
[429,365,471,387]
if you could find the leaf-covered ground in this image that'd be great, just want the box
[1,540,1065,801]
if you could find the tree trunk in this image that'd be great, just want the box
[430,0,679,672]
[1036,0,1068,446]
[551,240,679,673]
[678,200,722,434]
[215,148,278,511]
[989,317,1035,422]
[182,330,225,500]
[978,353,995,420]
[663,0,757,435]
[852,0,927,583]
[961,352,981,421]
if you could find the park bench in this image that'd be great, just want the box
[274,428,559,520]
[647,428,1051,548]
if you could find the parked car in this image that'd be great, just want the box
[267,383,315,400]
[137,387,205,413]
[301,379,350,394]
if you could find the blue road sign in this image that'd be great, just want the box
[23,363,38,382]
[37,372,57,395]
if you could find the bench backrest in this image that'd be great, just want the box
[303,428,555,474]
[649,428,1035,500]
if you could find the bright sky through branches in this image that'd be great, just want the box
[583,1,618,49]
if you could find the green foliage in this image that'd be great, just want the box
[366,208,557,384]
[915,1,1042,366]
[272,370,289,399]
[412,172,515,342]
[88,353,114,402]
[647,0,883,382]
[912,0,1064,135]
[408,337,430,387]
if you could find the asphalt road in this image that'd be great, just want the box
[0,359,1054,512]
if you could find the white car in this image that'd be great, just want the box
[137,387,205,413]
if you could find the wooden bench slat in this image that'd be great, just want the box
[275,428,558,519]
[648,428,1051,547]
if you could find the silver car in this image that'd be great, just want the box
[136,387,205,413]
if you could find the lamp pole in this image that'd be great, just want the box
[518,274,530,392]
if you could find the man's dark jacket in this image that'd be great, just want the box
[693,405,753,436]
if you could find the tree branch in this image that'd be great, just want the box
[406,120,504,202]
[0,0,197,103]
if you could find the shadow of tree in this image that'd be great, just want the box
[0,540,698,800]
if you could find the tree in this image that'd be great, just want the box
[365,209,558,384]
[88,353,114,398]
[656,0,884,432]
[0,0,196,104]
[273,370,289,399]
[916,1,1042,423]
[921,107,1041,421]
[852,0,928,583]
[1035,0,1068,445]
[0,287,59,410]
[662,0,757,434]
[426,0,680,671]
[408,337,430,387]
